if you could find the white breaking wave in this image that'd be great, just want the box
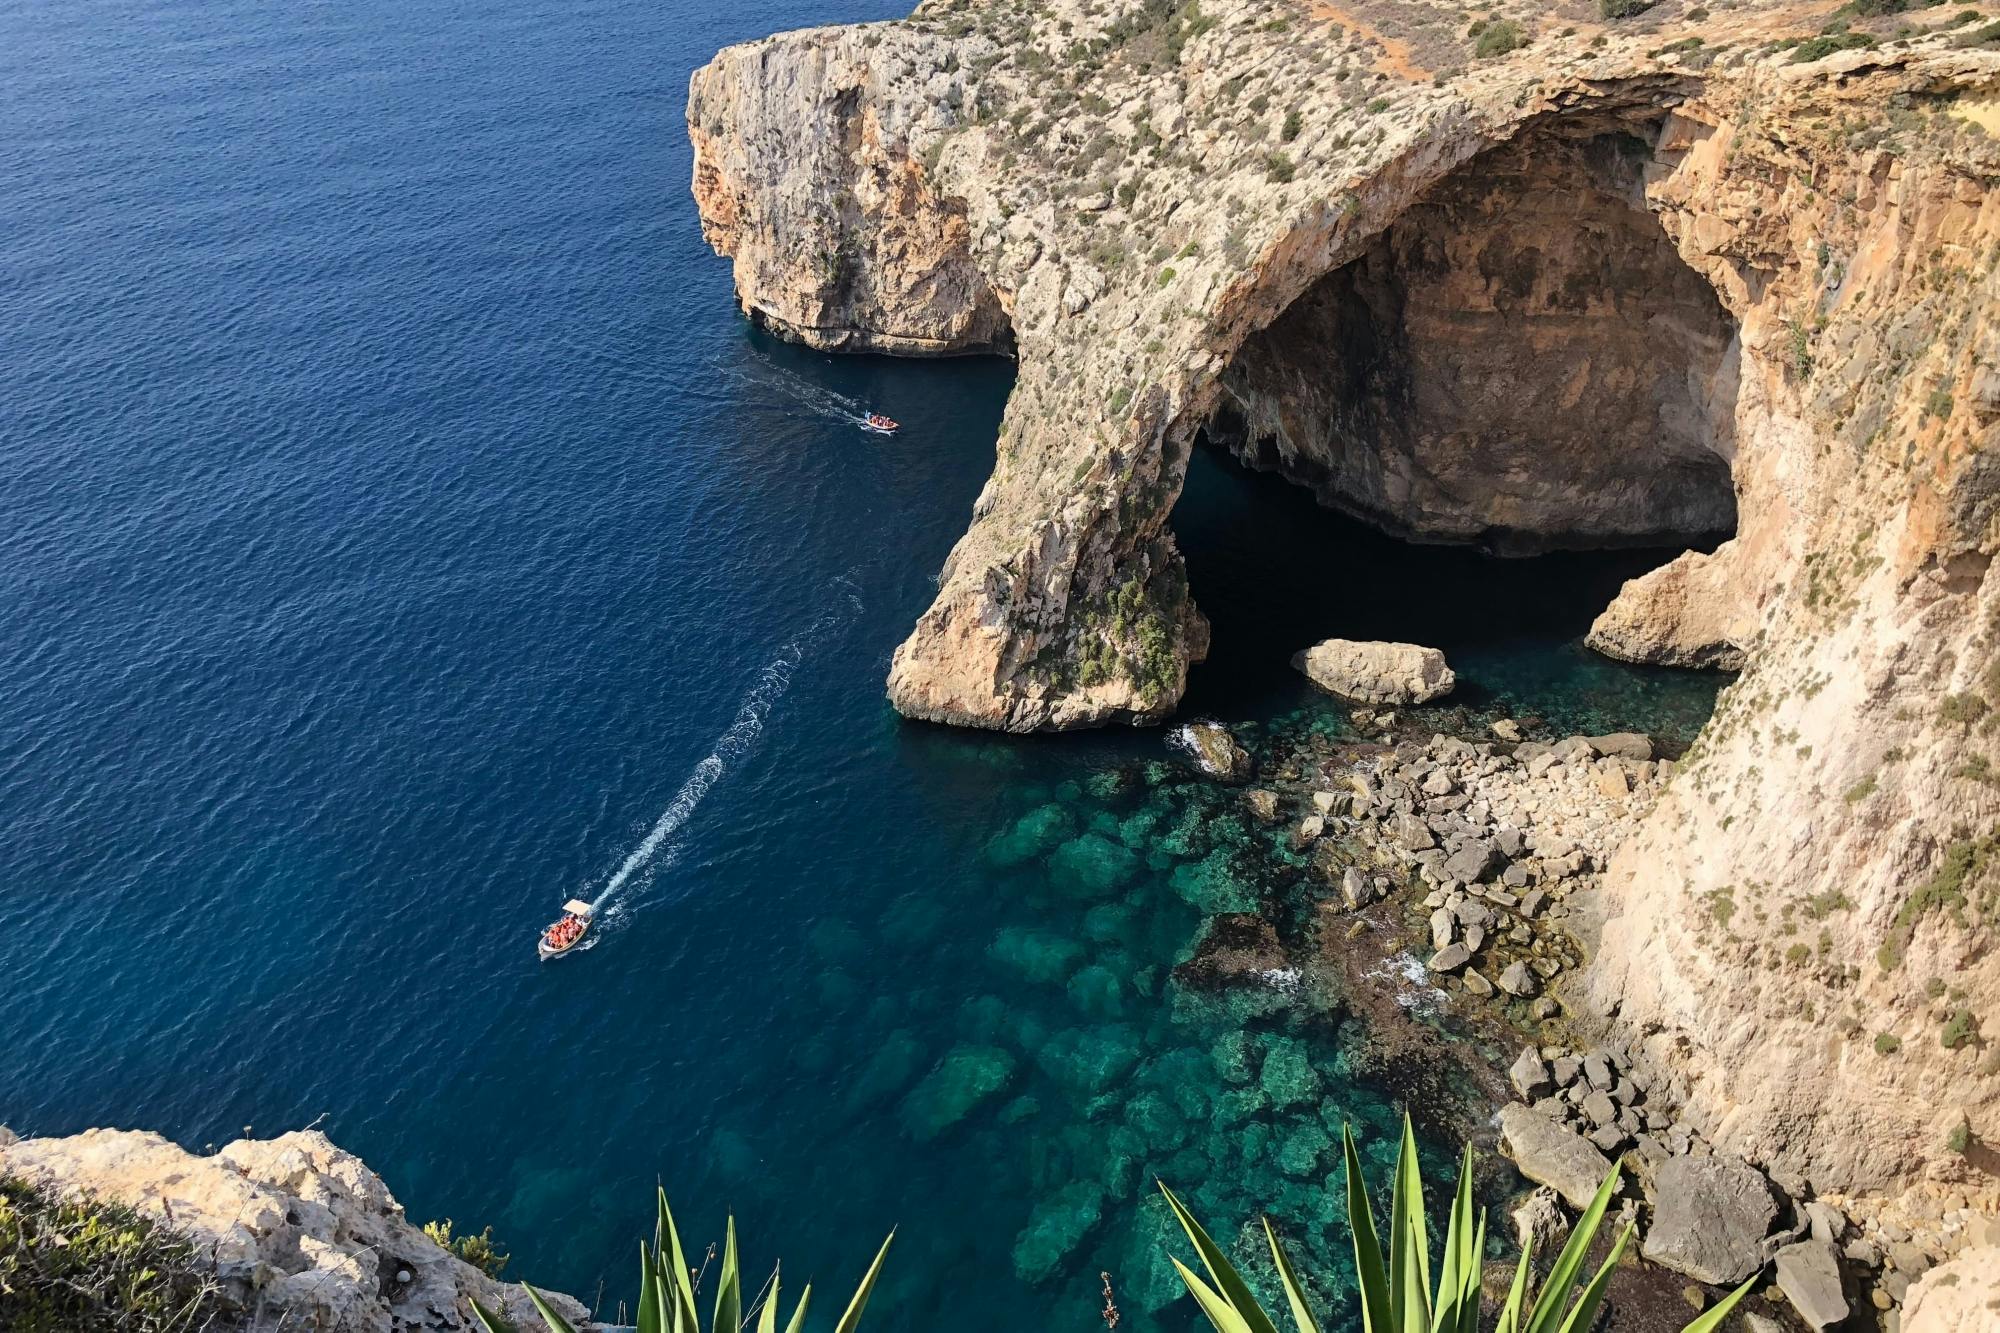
[584,576,861,918]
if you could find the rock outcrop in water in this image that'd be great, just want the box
[690,0,2000,1231]
[0,1126,595,1333]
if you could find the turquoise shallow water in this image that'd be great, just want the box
[0,0,1724,1326]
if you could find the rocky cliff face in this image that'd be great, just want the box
[689,0,2000,1222]
[0,1127,594,1333]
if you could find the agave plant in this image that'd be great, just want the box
[470,1187,893,1333]
[1160,1116,1754,1333]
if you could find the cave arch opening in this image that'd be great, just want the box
[1173,118,1741,735]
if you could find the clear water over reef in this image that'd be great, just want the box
[0,0,1723,1326]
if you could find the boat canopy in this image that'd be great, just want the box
[562,899,594,918]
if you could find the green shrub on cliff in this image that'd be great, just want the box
[472,1189,891,1333]
[1159,1117,1753,1333]
[425,1217,510,1278]
[0,1175,229,1332]
[1474,19,1527,56]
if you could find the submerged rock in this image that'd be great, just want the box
[1293,639,1455,706]
[1175,913,1288,989]
[986,803,1076,868]
[900,1045,1018,1141]
[1012,1180,1106,1284]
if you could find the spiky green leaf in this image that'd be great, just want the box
[1170,1256,1259,1333]
[1678,1275,1758,1333]
[1158,1184,1280,1333]
[715,1216,741,1333]
[832,1230,894,1333]
[1341,1125,1394,1333]
[1523,1163,1622,1333]
[658,1189,700,1333]
[637,1242,664,1333]
[1554,1222,1633,1333]
[1493,1242,1534,1333]
[782,1283,813,1333]
[521,1283,578,1333]
[1261,1217,1321,1333]
[1389,1116,1430,1333]
[470,1297,520,1333]
[756,1271,780,1333]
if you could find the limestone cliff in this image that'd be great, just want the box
[0,1127,594,1333]
[688,0,2000,1224]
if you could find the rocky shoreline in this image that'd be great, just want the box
[1173,695,2000,1332]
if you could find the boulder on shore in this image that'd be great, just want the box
[1498,1103,1614,1210]
[1642,1154,1781,1284]
[1773,1239,1849,1331]
[1292,639,1455,706]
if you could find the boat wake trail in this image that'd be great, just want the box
[584,576,861,921]
[720,357,875,430]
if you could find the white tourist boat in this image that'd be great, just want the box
[537,899,595,961]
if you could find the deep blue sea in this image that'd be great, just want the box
[0,0,1723,1327]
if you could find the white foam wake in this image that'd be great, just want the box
[719,356,878,431]
[585,577,860,917]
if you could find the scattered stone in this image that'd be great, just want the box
[1582,1090,1618,1128]
[1586,732,1655,761]
[1498,1103,1615,1210]
[1292,814,1325,848]
[1498,960,1538,997]
[1430,908,1457,950]
[1532,996,1561,1020]
[1244,788,1280,822]
[1294,638,1456,705]
[1395,813,1436,851]
[1463,969,1494,997]
[1583,1051,1616,1090]
[1443,839,1500,884]
[1427,943,1472,974]
[1643,1154,1782,1284]
[1510,1046,1554,1100]
[1551,1055,1582,1086]
[1588,1124,1628,1153]
[1491,718,1523,742]
[1887,1241,1932,1278]
[1512,1187,1570,1256]
[1340,866,1369,909]
[1804,1201,1846,1245]
[1775,1239,1850,1331]
[1312,790,1337,813]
